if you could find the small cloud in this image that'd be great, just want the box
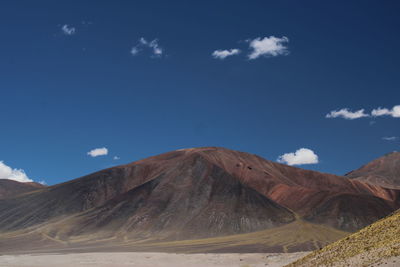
[87,147,108,157]
[382,136,398,141]
[61,24,76,35]
[248,36,289,59]
[130,47,140,56]
[212,49,241,59]
[131,37,163,58]
[0,161,33,183]
[371,105,400,118]
[139,37,148,45]
[38,180,47,185]
[326,108,369,120]
[277,148,319,166]
[149,39,163,56]
[113,156,120,160]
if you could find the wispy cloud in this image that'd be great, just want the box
[212,49,240,59]
[61,24,76,35]
[113,156,120,160]
[326,108,369,120]
[0,161,33,183]
[248,36,289,59]
[371,105,400,118]
[87,147,108,157]
[277,148,319,166]
[382,136,398,141]
[130,47,140,56]
[131,37,163,57]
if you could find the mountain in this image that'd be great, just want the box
[0,147,399,253]
[0,179,45,199]
[43,151,295,241]
[286,209,400,267]
[0,148,295,248]
[346,151,400,189]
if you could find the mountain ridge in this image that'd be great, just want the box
[346,151,400,189]
[0,179,45,199]
[0,147,399,253]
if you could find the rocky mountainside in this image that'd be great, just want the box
[346,151,400,189]
[0,179,44,199]
[0,147,399,253]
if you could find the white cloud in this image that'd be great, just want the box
[61,24,76,35]
[248,36,289,59]
[149,39,163,55]
[130,47,140,55]
[327,105,400,120]
[0,161,33,183]
[325,108,369,120]
[113,156,120,160]
[87,147,108,157]
[371,107,391,117]
[212,49,241,59]
[38,180,47,185]
[371,105,400,118]
[131,37,163,57]
[277,148,319,166]
[382,136,397,141]
[139,37,148,45]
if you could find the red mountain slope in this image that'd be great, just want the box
[0,179,45,199]
[0,147,399,252]
[346,151,400,189]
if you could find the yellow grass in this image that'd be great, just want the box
[286,211,400,267]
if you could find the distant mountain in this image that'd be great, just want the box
[0,179,45,199]
[346,151,400,189]
[286,209,400,267]
[0,147,399,253]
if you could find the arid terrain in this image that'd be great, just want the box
[0,179,44,199]
[1,148,400,266]
[0,252,308,267]
[2,0,398,265]
[286,210,400,267]
[346,151,400,189]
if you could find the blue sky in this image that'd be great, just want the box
[0,0,399,185]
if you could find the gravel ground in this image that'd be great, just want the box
[0,252,308,267]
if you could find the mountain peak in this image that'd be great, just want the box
[346,152,400,188]
[1,148,399,253]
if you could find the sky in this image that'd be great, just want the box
[0,0,399,185]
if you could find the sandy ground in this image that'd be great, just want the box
[0,252,308,267]
[345,255,400,267]
[377,256,400,267]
